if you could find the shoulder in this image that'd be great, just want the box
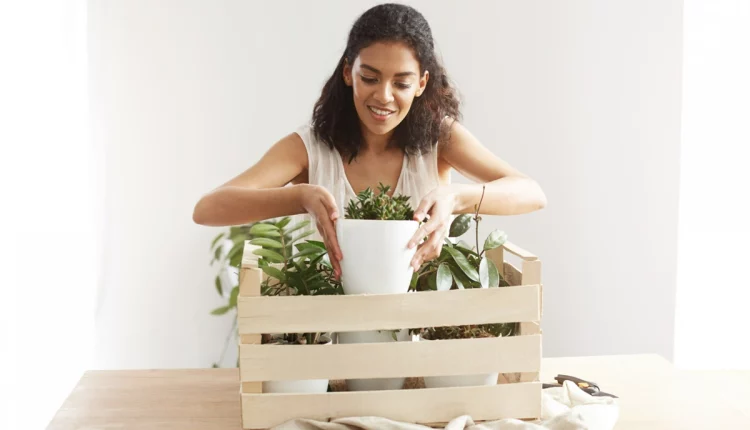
[437,117,474,157]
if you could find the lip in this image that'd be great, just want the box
[367,105,396,122]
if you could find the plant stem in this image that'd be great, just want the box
[474,185,486,255]
[215,314,238,368]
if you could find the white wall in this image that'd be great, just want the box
[674,0,750,370]
[89,0,683,369]
[2,1,96,428]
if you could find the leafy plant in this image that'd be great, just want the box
[208,216,341,366]
[412,185,517,340]
[345,183,414,220]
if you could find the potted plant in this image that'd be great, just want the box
[336,183,417,391]
[209,217,343,393]
[412,187,518,388]
[254,218,343,393]
[336,183,419,295]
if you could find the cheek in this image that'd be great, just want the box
[395,94,414,114]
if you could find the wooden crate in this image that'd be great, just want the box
[237,241,543,429]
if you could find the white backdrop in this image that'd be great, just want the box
[88,0,683,370]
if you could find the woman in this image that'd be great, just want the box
[193,3,546,279]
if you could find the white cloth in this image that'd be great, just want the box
[272,381,619,430]
[295,123,443,215]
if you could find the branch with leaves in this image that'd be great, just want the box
[412,185,517,340]
[208,216,342,366]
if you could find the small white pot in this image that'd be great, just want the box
[336,219,419,295]
[423,372,499,389]
[338,329,412,391]
[261,337,332,394]
[262,378,329,394]
[418,336,499,389]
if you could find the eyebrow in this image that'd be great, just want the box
[360,64,416,77]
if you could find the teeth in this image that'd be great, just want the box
[369,106,392,116]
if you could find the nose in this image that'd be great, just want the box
[374,82,394,104]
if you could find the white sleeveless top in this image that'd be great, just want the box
[295,123,446,216]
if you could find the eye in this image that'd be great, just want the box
[395,82,412,89]
[360,75,377,84]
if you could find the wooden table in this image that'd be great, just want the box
[47,354,750,429]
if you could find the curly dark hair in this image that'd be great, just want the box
[311,3,462,162]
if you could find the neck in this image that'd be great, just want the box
[360,125,395,155]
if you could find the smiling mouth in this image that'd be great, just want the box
[367,105,396,118]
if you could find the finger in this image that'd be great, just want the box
[318,210,343,263]
[413,196,434,222]
[411,231,444,270]
[407,218,445,249]
[317,221,342,279]
[319,191,339,222]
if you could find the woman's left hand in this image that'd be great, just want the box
[407,186,459,272]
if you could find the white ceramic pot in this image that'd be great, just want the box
[338,329,412,391]
[261,337,332,394]
[336,219,419,295]
[418,336,498,389]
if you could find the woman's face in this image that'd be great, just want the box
[343,42,429,138]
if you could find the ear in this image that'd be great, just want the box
[343,60,353,87]
[416,70,429,97]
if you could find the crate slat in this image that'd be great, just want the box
[502,241,538,261]
[238,285,540,334]
[241,382,541,429]
[240,334,540,382]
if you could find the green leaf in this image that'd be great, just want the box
[483,230,508,251]
[306,240,327,249]
[252,230,282,238]
[449,265,467,289]
[295,242,321,252]
[283,220,311,236]
[290,230,315,243]
[229,286,239,307]
[249,238,283,249]
[210,305,232,315]
[479,258,500,289]
[212,246,223,264]
[292,247,324,260]
[211,232,225,250]
[449,214,472,237]
[409,271,419,291]
[261,266,286,282]
[445,247,479,282]
[276,216,292,229]
[249,223,279,235]
[436,263,453,291]
[252,248,284,263]
[427,270,438,291]
[215,276,223,296]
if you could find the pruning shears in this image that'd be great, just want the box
[543,374,618,398]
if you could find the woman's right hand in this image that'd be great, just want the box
[296,184,343,279]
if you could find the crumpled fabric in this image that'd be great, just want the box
[272,381,619,430]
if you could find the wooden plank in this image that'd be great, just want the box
[522,260,543,315]
[241,242,261,269]
[503,262,522,286]
[238,285,541,334]
[239,335,541,382]
[502,241,538,261]
[237,266,262,395]
[241,383,542,429]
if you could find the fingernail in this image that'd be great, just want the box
[331,212,338,219]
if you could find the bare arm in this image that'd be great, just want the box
[408,120,547,270]
[438,120,547,215]
[192,132,310,226]
[193,131,343,278]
